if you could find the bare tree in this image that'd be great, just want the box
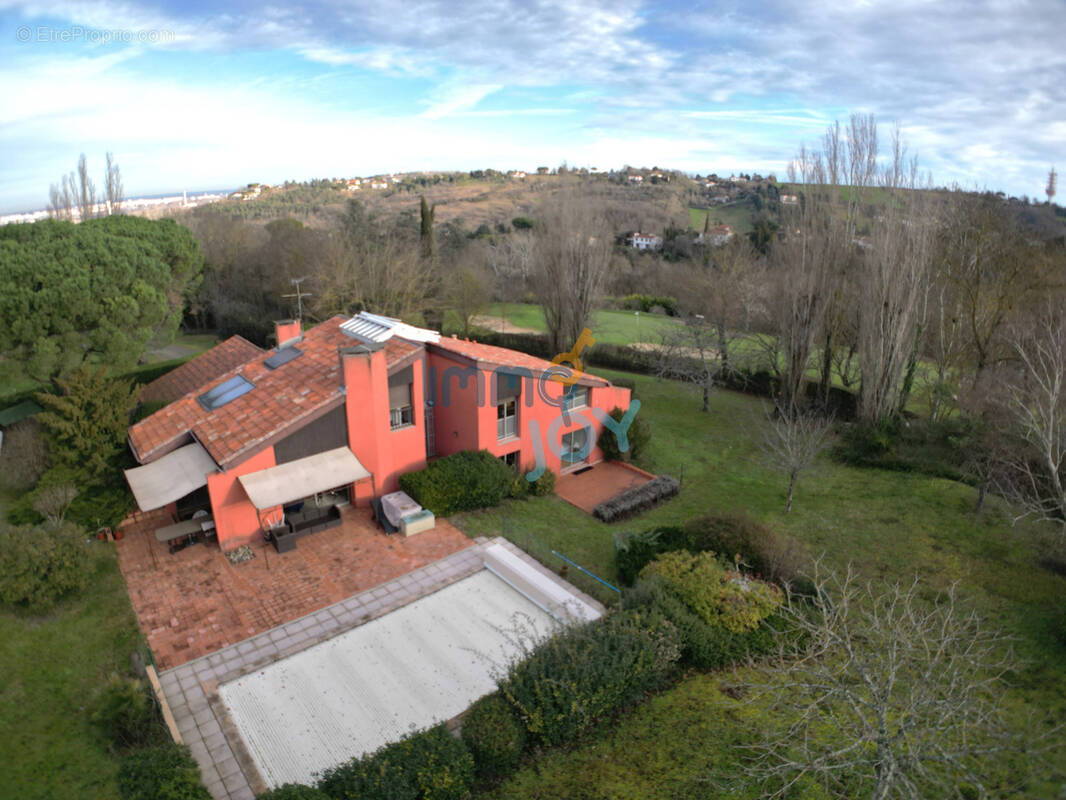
[76,153,97,221]
[104,152,124,215]
[534,194,612,354]
[996,306,1066,532]
[32,483,78,524]
[48,176,74,221]
[446,265,491,337]
[656,316,720,412]
[857,129,936,423]
[746,566,1031,799]
[685,237,759,374]
[757,405,833,512]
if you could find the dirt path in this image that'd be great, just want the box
[471,315,542,335]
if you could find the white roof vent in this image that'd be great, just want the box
[341,311,440,344]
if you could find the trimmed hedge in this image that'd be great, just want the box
[317,724,474,800]
[499,609,681,746]
[461,693,526,777]
[399,450,514,516]
[0,521,89,610]
[593,475,680,523]
[623,576,784,670]
[116,743,211,800]
[257,785,330,799]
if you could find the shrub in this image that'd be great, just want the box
[682,512,812,592]
[529,468,556,496]
[0,521,89,610]
[0,418,49,492]
[613,526,689,585]
[593,475,680,523]
[610,377,638,399]
[599,406,651,463]
[257,785,330,800]
[507,474,530,499]
[499,609,680,746]
[623,577,783,669]
[91,673,162,751]
[640,551,783,634]
[461,693,526,777]
[317,724,474,800]
[399,450,514,516]
[116,743,211,800]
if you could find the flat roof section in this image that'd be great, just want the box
[218,569,563,789]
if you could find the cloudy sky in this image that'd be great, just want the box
[0,0,1063,212]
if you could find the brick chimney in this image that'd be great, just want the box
[274,319,302,348]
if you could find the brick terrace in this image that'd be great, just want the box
[554,460,657,514]
[115,506,473,670]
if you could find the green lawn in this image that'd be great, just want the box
[0,543,144,800]
[458,368,1066,798]
[689,204,754,234]
[479,302,682,347]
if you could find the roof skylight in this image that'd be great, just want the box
[198,375,254,410]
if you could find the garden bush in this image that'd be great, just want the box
[399,450,514,516]
[529,468,556,497]
[682,512,812,592]
[317,724,474,800]
[91,673,162,752]
[257,785,330,799]
[613,526,689,585]
[0,520,89,610]
[640,551,783,634]
[593,475,680,523]
[461,693,526,777]
[116,743,211,800]
[499,609,680,746]
[599,406,651,463]
[0,418,49,492]
[623,576,783,669]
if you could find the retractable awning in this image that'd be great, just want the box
[238,447,371,510]
[124,442,217,512]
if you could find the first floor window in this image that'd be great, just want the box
[497,399,517,440]
[501,451,519,472]
[389,377,414,430]
[561,428,589,464]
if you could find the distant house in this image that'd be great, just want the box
[781,194,800,205]
[370,181,388,189]
[536,167,549,175]
[697,224,734,247]
[627,175,644,183]
[508,170,527,179]
[628,232,662,250]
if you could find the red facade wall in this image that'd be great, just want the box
[206,446,279,550]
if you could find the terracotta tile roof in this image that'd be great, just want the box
[139,336,263,405]
[131,318,351,468]
[383,337,420,368]
[429,336,609,386]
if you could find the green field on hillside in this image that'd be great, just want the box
[689,204,754,234]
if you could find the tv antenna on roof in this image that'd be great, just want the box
[282,277,312,320]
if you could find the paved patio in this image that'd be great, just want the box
[115,506,473,670]
[554,460,657,514]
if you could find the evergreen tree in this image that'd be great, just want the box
[419,194,436,260]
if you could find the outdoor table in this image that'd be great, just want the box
[155,519,210,552]
[380,491,421,528]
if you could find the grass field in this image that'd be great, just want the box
[689,204,754,234]
[0,543,144,800]
[479,302,683,347]
[457,368,1066,798]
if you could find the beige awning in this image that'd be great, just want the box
[238,447,371,510]
[124,442,217,512]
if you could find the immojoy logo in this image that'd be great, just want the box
[424,328,642,480]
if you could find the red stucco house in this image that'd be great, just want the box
[124,312,633,551]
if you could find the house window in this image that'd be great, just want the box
[500,451,519,472]
[563,385,589,411]
[388,367,414,430]
[497,398,517,440]
[561,428,588,464]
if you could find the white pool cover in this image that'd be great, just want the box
[218,568,580,788]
